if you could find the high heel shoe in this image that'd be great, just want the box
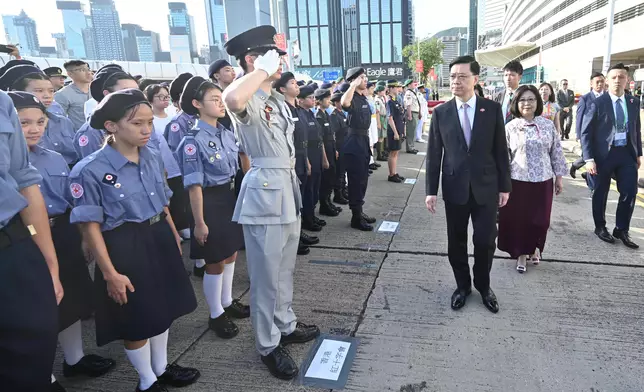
[516,255,527,273]
[531,249,541,265]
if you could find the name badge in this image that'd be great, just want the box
[324,123,329,126]
[308,122,315,125]
[362,105,368,108]
[614,132,627,141]
[293,118,299,122]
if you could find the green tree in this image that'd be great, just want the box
[402,38,444,84]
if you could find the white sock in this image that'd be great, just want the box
[194,259,206,268]
[203,272,225,319]
[221,262,235,308]
[180,228,190,238]
[51,374,56,383]
[58,320,85,366]
[149,329,169,377]
[125,342,157,391]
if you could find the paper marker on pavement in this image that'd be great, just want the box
[300,335,359,389]
[404,178,417,184]
[417,151,427,156]
[378,221,399,233]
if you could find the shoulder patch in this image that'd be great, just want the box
[70,183,84,198]
[78,135,89,147]
[170,123,180,132]
[184,143,197,156]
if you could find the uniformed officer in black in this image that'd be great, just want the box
[298,84,329,231]
[315,88,342,216]
[340,67,376,231]
[277,72,319,253]
[330,86,349,204]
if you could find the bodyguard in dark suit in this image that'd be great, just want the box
[492,60,523,125]
[557,79,575,139]
[426,56,511,314]
[570,72,605,191]
[581,63,642,249]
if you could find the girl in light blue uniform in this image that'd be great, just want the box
[69,89,199,392]
[176,76,249,339]
[8,91,116,392]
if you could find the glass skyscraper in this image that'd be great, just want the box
[168,2,197,57]
[205,0,228,62]
[56,1,88,59]
[90,0,125,60]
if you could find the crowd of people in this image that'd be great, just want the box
[0,23,642,392]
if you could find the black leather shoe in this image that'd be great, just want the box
[407,149,418,154]
[63,354,116,378]
[595,227,616,244]
[361,212,376,224]
[136,381,168,392]
[368,170,373,175]
[225,299,250,319]
[261,345,299,380]
[581,171,587,181]
[313,216,327,226]
[333,193,349,205]
[450,288,471,310]
[193,264,205,278]
[51,381,66,392]
[395,173,406,181]
[481,288,499,313]
[351,216,373,231]
[297,244,310,255]
[369,163,378,170]
[388,175,402,183]
[613,229,639,249]
[319,202,340,216]
[300,231,319,245]
[156,363,200,387]
[302,217,322,232]
[281,322,321,345]
[330,202,342,213]
[208,313,239,339]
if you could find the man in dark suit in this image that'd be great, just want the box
[426,56,512,314]
[581,63,642,249]
[570,72,606,192]
[557,79,575,139]
[492,60,523,125]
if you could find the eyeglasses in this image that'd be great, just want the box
[154,95,171,101]
[518,98,537,104]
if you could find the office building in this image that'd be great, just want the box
[39,47,58,58]
[468,0,478,55]
[3,11,40,56]
[168,2,197,58]
[433,27,468,86]
[90,0,126,60]
[500,0,644,88]
[204,0,228,62]
[122,23,142,61]
[136,30,161,62]
[56,1,88,58]
[170,34,192,63]
[52,33,70,58]
[83,15,97,60]
[224,0,272,42]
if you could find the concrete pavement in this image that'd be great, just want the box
[58,145,644,392]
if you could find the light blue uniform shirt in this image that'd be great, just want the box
[154,124,182,179]
[73,121,162,161]
[164,111,196,152]
[29,145,72,216]
[69,145,172,232]
[176,120,239,189]
[0,91,43,229]
[41,113,77,165]
[48,101,67,118]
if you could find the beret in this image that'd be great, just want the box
[314,88,331,100]
[7,91,47,113]
[89,88,150,130]
[0,65,45,91]
[90,69,131,102]
[345,67,365,82]
[169,72,193,102]
[180,76,218,116]
[275,72,296,91]
[208,59,231,78]
[297,84,315,99]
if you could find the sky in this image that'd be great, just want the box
[1,0,469,51]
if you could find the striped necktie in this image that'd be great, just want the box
[505,92,513,124]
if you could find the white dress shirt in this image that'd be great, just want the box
[502,89,514,117]
[608,92,628,124]
[455,94,476,131]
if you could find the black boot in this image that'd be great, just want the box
[334,191,349,205]
[313,215,327,226]
[300,231,320,245]
[361,212,376,224]
[351,209,373,231]
[302,215,322,231]
[297,243,310,255]
[328,195,342,213]
[319,197,340,216]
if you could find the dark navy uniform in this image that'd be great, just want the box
[316,92,340,215]
[341,69,373,230]
[387,95,404,152]
[299,87,324,228]
[0,90,59,391]
[330,91,349,202]
[286,102,309,193]
[69,91,197,348]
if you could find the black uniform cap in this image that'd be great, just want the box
[314,88,331,100]
[321,82,333,89]
[180,76,219,116]
[7,91,47,113]
[330,91,343,102]
[345,67,365,82]
[297,80,306,87]
[0,65,45,91]
[169,72,193,102]
[89,88,150,130]
[90,68,129,102]
[367,81,375,89]
[224,25,287,59]
[0,59,37,78]
[96,63,123,74]
[43,67,66,78]
[275,72,296,91]
[208,59,232,78]
[608,63,629,72]
[337,82,350,93]
[297,84,315,99]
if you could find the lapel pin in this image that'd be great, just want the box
[480,108,485,112]
[630,98,634,104]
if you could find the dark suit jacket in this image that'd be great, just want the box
[575,91,599,140]
[557,89,575,109]
[580,93,642,164]
[426,96,512,205]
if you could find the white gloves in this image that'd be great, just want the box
[254,49,281,77]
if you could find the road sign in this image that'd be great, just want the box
[323,70,340,81]
[274,33,287,51]
[415,60,424,73]
[629,80,635,90]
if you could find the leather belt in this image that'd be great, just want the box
[49,210,71,228]
[147,212,167,226]
[0,215,33,250]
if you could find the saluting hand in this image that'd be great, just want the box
[106,273,135,305]
[254,49,281,78]
[194,223,209,247]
